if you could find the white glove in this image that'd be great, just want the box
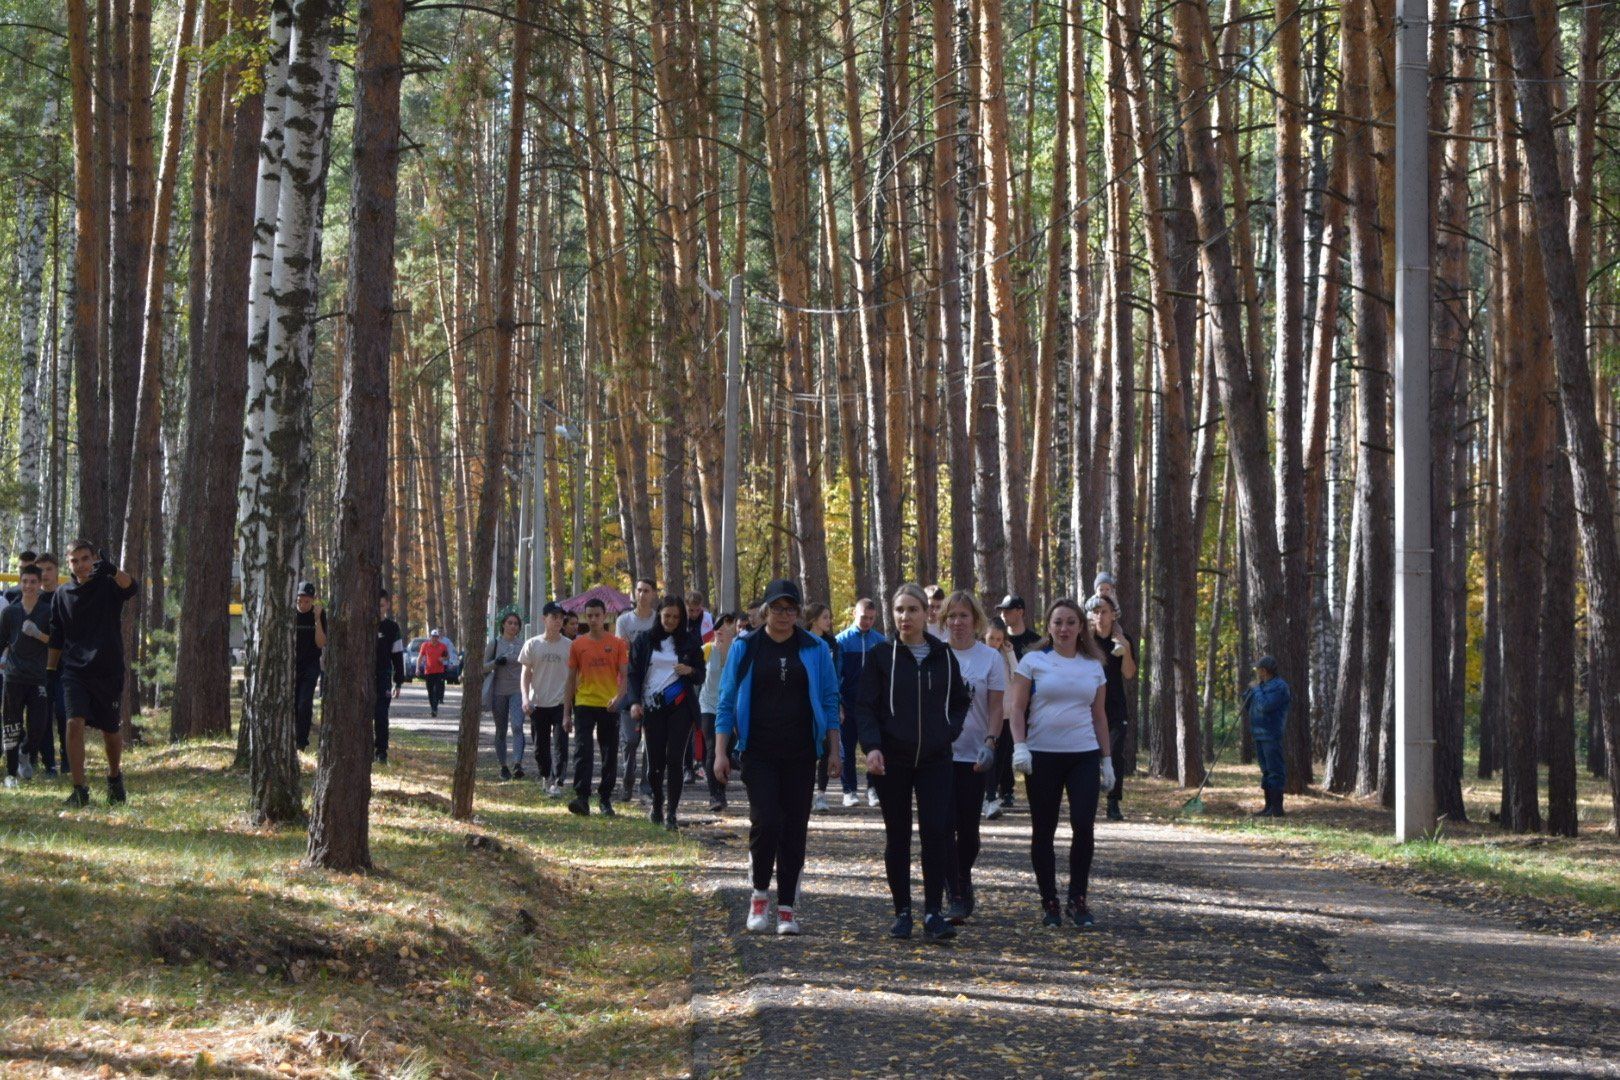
[1100,758,1116,792]
[1012,742,1033,775]
[974,741,996,771]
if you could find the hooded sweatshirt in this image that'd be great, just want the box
[851,633,971,767]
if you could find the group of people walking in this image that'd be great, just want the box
[0,542,139,808]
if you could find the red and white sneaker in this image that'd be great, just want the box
[776,906,801,935]
[746,890,772,933]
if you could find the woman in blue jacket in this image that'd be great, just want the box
[712,579,842,936]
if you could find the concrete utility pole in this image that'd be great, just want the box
[1393,0,1435,841]
[720,274,743,613]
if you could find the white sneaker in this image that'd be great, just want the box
[776,906,801,935]
[983,797,1003,820]
[812,792,829,813]
[18,759,33,780]
[546,782,563,797]
[745,890,772,933]
[842,791,860,808]
[867,787,880,808]
[3,775,17,790]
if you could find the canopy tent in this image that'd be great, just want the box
[558,585,633,615]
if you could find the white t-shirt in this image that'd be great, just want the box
[951,641,1008,763]
[1015,648,1106,753]
[643,638,680,704]
[518,633,573,708]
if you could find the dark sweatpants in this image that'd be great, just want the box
[295,664,321,750]
[571,705,620,800]
[876,756,954,916]
[945,760,988,901]
[530,704,567,780]
[742,750,816,907]
[1027,749,1102,904]
[644,703,695,815]
[1109,721,1128,800]
[373,671,395,759]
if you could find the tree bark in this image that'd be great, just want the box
[452,0,530,820]
[67,0,106,542]
[309,0,404,870]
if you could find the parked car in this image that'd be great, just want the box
[405,636,462,684]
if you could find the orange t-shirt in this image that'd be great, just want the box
[569,633,628,709]
[418,639,450,675]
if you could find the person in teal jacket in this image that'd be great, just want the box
[712,578,842,937]
[1244,656,1292,818]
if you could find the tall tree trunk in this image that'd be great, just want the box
[238,0,338,824]
[978,0,1034,604]
[309,0,404,870]
[452,0,530,820]
[67,0,107,542]
[1504,0,1620,832]
[934,0,973,593]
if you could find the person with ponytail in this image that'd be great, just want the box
[1004,598,1112,929]
[852,584,971,942]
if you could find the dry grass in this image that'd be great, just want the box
[0,732,698,1078]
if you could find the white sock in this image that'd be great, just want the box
[751,889,768,902]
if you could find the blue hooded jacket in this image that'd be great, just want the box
[834,623,887,702]
[715,627,842,758]
[1245,676,1292,743]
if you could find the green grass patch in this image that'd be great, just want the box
[0,730,698,1077]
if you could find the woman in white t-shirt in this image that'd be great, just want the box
[942,591,1006,923]
[1004,598,1113,929]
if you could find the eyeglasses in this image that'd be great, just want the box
[768,604,800,616]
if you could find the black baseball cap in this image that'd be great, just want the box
[542,600,566,617]
[761,578,802,608]
[996,594,1025,611]
[297,581,316,597]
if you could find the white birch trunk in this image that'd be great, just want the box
[16,100,55,549]
[237,0,337,823]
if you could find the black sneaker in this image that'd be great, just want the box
[513,765,525,780]
[963,882,976,919]
[649,804,664,825]
[500,765,512,781]
[106,774,127,804]
[708,798,727,813]
[923,913,958,942]
[43,767,59,779]
[567,796,590,816]
[663,813,678,832]
[890,910,914,940]
[945,897,968,925]
[1041,899,1062,928]
[1066,897,1096,928]
[64,785,90,808]
[598,799,616,817]
[1106,797,1124,822]
[1003,794,1017,811]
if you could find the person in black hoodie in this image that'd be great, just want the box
[854,583,971,943]
[626,595,707,830]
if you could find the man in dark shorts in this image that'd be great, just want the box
[47,540,138,807]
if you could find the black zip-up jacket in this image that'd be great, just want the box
[852,633,971,766]
[626,626,707,714]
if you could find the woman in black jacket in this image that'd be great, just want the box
[853,583,971,942]
[627,596,707,830]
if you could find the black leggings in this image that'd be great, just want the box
[644,703,695,814]
[945,761,987,901]
[994,728,1016,801]
[1109,721,1127,800]
[1027,749,1101,904]
[742,751,817,907]
[876,756,953,916]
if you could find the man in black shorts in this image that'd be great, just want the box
[47,540,139,807]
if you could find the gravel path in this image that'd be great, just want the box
[689,789,1620,1078]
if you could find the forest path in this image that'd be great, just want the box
[688,795,1620,1078]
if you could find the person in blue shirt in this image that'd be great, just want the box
[712,578,842,937]
[833,598,886,808]
[1244,656,1292,818]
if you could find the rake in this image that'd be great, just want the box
[1182,664,1245,815]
